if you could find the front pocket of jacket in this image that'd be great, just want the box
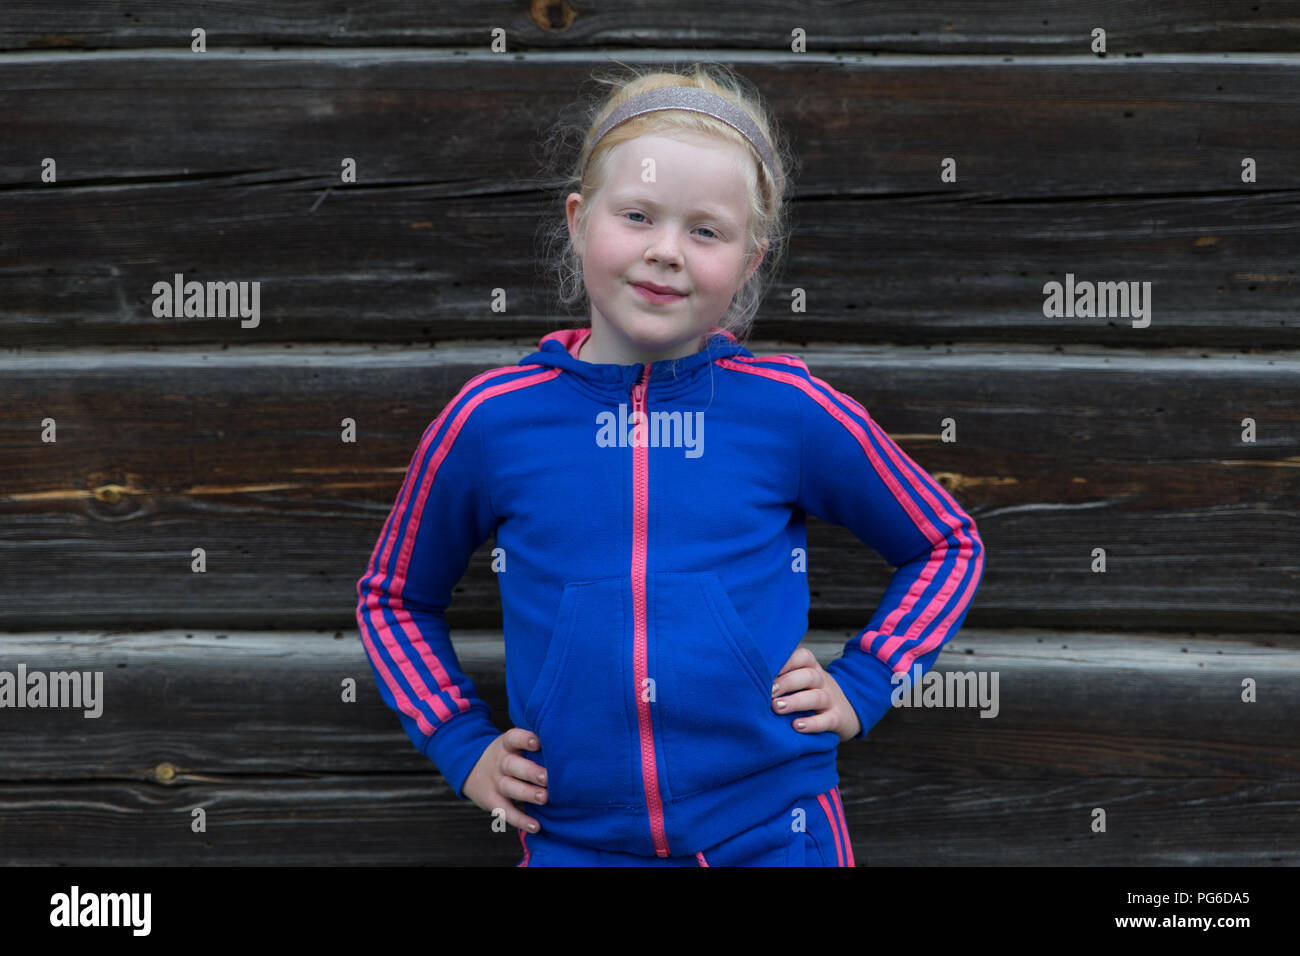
[651,571,836,801]
[521,578,638,808]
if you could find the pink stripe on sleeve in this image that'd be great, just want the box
[359,366,560,736]
[717,357,980,672]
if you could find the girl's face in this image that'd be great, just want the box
[567,132,767,366]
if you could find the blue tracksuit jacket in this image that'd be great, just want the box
[356,325,984,858]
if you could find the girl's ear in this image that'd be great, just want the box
[743,238,770,283]
[565,192,586,259]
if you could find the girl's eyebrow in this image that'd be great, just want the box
[609,192,740,230]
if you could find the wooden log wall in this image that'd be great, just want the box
[1,3,1297,867]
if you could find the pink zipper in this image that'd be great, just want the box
[631,364,670,857]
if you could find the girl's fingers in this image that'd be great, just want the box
[790,711,832,733]
[506,727,540,751]
[500,773,548,805]
[771,664,818,696]
[771,687,829,715]
[774,645,818,677]
[493,796,541,834]
[504,752,548,788]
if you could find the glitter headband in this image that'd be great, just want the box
[579,86,776,179]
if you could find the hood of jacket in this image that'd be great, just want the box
[519,325,753,401]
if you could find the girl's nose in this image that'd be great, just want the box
[645,231,683,267]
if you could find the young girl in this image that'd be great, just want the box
[355,64,984,866]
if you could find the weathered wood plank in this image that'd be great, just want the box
[4,3,1300,54]
[1,346,1296,629]
[0,630,1295,780]
[2,54,1297,346]
[0,774,1295,865]
[2,629,1294,864]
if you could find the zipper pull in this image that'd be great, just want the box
[631,364,650,406]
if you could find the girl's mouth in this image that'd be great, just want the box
[632,283,687,305]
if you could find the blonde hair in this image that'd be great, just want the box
[537,62,795,346]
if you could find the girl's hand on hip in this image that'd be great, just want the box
[771,645,862,742]
[461,727,548,834]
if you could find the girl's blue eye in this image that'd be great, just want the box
[624,211,720,239]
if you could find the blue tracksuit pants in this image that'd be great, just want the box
[517,786,855,866]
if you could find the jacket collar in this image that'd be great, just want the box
[521,325,751,399]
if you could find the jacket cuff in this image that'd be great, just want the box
[422,708,502,800]
[826,652,898,740]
